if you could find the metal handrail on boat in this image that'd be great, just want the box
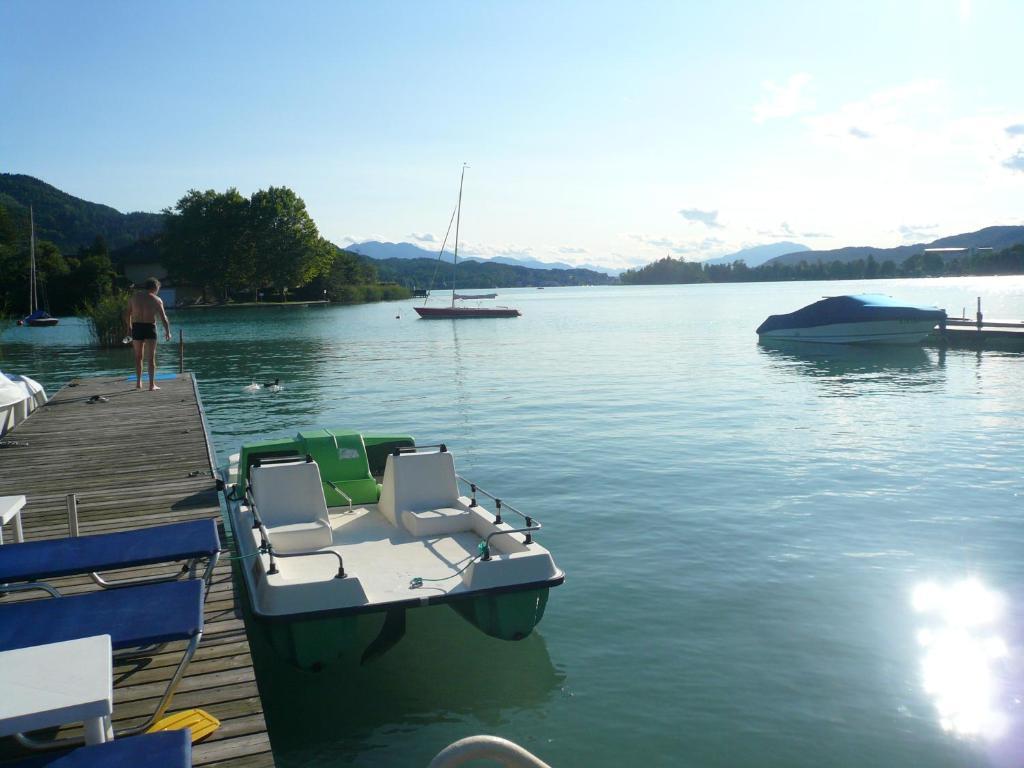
[455,474,541,547]
[455,474,538,524]
[479,523,543,561]
[322,478,354,513]
[243,485,347,579]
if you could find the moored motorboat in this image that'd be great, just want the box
[221,430,562,669]
[756,294,945,345]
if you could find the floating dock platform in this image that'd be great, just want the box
[928,317,1024,349]
[0,374,274,767]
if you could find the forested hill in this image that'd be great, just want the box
[0,174,165,252]
[372,256,617,288]
[767,225,1024,266]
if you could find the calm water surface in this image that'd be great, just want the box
[3,278,1024,767]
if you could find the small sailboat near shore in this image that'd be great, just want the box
[415,165,520,319]
[19,207,58,327]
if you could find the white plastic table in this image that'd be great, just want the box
[0,634,114,744]
[0,494,25,544]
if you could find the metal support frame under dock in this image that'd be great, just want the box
[0,374,274,767]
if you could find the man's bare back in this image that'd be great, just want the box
[124,278,171,391]
[128,290,166,323]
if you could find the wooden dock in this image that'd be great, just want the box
[928,317,1024,348]
[0,374,274,767]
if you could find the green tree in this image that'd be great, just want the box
[246,187,332,293]
[161,188,249,301]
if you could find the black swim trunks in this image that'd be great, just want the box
[131,322,157,341]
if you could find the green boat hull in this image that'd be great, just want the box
[449,588,550,641]
[247,589,549,670]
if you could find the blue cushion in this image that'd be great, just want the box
[0,519,220,584]
[0,580,203,653]
[7,730,190,767]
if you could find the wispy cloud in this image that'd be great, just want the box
[627,233,725,258]
[558,246,588,254]
[678,208,723,228]
[340,234,389,245]
[1004,124,1024,136]
[755,221,828,240]
[408,232,436,243]
[899,223,940,241]
[753,73,812,123]
[1003,151,1024,173]
[805,79,943,145]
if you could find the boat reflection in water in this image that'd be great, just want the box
[247,600,564,764]
[757,339,942,396]
[911,578,1011,739]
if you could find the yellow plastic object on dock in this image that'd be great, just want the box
[148,708,221,743]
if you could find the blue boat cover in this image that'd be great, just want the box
[23,310,55,322]
[0,519,219,584]
[8,730,190,768]
[0,579,203,653]
[756,294,945,334]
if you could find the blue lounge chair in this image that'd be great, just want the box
[0,580,204,747]
[0,519,220,595]
[7,730,190,767]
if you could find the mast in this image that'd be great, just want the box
[451,164,466,308]
[29,206,36,314]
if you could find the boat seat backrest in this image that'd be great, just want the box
[250,461,330,527]
[299,430,380,506]
[377,451,460,527]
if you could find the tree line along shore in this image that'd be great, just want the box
[619,245,1024,285]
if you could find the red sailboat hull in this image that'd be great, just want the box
[414,306,520,319]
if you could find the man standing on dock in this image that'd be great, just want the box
[125,278,172,391]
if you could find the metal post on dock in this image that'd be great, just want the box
[179,329,184,373]
[66,493,79,537]
[976,297,983,330]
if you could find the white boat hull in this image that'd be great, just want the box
[0,373,47,436]
[758,319,938,345]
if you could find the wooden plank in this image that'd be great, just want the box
[0,374,275,767]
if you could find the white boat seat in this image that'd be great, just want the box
[401,506,472,537]
[249,460,333,554]
[378,450,464,530]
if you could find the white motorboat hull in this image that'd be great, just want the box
[758,319,938,345]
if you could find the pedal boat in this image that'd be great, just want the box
[221,430,563,669]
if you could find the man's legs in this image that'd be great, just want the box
[133,340,144,389]
[146,339,159,391]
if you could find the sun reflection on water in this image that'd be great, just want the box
[912,578,1010,738]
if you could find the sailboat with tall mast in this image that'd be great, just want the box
[414,165,520,319]
[21,206,59,327]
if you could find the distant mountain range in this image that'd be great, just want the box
[702,241,809,267]
[0,173,165,252]
[765,226,1024,266]
[346,240,623,276]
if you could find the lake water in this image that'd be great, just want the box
[3,277,1024,767]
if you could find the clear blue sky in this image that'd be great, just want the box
[3,0,1023,268]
